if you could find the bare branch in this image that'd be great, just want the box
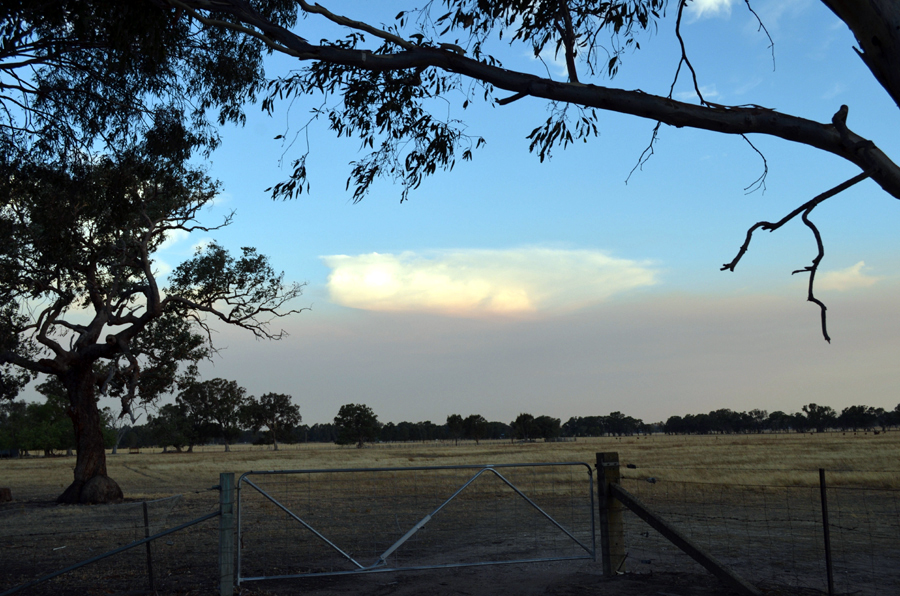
[721,171,871,273]
[743,0,775,71]
[793,209,830,342]
[674,0,706,105]
[741,134,768,194]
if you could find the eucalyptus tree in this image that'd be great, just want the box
[153,0,900,340]
[463,414,488,444]
[178,378,251,452]
[0,2,303,503]
[334,403,380,448]
[241,392,301,450]
[0,139,304,503]
[446,413,464,445]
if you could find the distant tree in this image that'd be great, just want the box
[28,379,76,455]
[565,415,607,437]
[873,408,890,432]
[664,415,684,435]
[767,411,793,432]
[334,403,380,448]
[446,414,464,446]
[838,405,878,432]
[0,400,27,452]
[748,410,769,434]
[307,423,337,443]
[178,379,247,451]
[534,415,561,440]
[463,414,488,444]
[146,403,193,453]
[241,393,301,451]
[484,421,511,440]
[512,413,537,441]
[803,403,838,433]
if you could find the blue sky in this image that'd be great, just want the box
[143,0,900,425]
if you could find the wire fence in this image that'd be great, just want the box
[0,492,220,596]
[1,463,898,595]
[618,470,900,595]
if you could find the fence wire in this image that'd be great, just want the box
[619,472,900,596]
[0,492,220,596]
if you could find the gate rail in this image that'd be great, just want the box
[237,462,596,585]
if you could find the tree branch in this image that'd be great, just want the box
[721,171,871,273]
[160,0,900,201]
[557,0,580,84]
[793,209,830,342]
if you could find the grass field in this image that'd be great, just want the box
[2,431,898,596]
[2,430,898,500]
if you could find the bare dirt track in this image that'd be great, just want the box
[236,564,745,596]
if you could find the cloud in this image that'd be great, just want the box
[190,238,213,254]
[159,228,190,251]
[822,82,844,100]
[686,0,734,20]
[531,47,569,80]
[818,261,883,291]
[674,84,720,103]
[322,248,658,316]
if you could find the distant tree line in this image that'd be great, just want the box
[4,382,899,456]
[662,404,900,435]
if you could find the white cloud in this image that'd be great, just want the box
[190,238,213,254]
[818,261,883,291]
[686,0,734,20]
[322,248,658,317]
[674,84,720,103]
[159,228,190,251]
[531,47,569,80]
[822,82,845,100]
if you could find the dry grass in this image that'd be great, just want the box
[2,431,898,500]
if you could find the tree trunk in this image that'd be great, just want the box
[821,0,900,109]
[57,366,123,504]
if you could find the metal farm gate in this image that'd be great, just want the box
[236,462,596,585]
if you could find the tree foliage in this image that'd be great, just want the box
[177,378,248,451]
[334,403,380,448]
[241,392,301,450]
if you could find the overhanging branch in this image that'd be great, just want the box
[160,0,900,202]
[721,171,871,342]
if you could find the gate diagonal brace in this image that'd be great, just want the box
[371,466,592,568]
[242,477,364,570]
[373,514,432,566]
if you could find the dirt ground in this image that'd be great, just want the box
[236,564,750,596]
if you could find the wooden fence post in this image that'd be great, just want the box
[142,500,155,592]
[219,473,235,596]
[819,469,835,596]
[596,452,625,576]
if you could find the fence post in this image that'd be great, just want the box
[219,472,235,596]
[819,468,835,596]
[596,452,625,576]
[142,501,155,592]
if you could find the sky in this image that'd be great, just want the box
[129,0,900,426]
